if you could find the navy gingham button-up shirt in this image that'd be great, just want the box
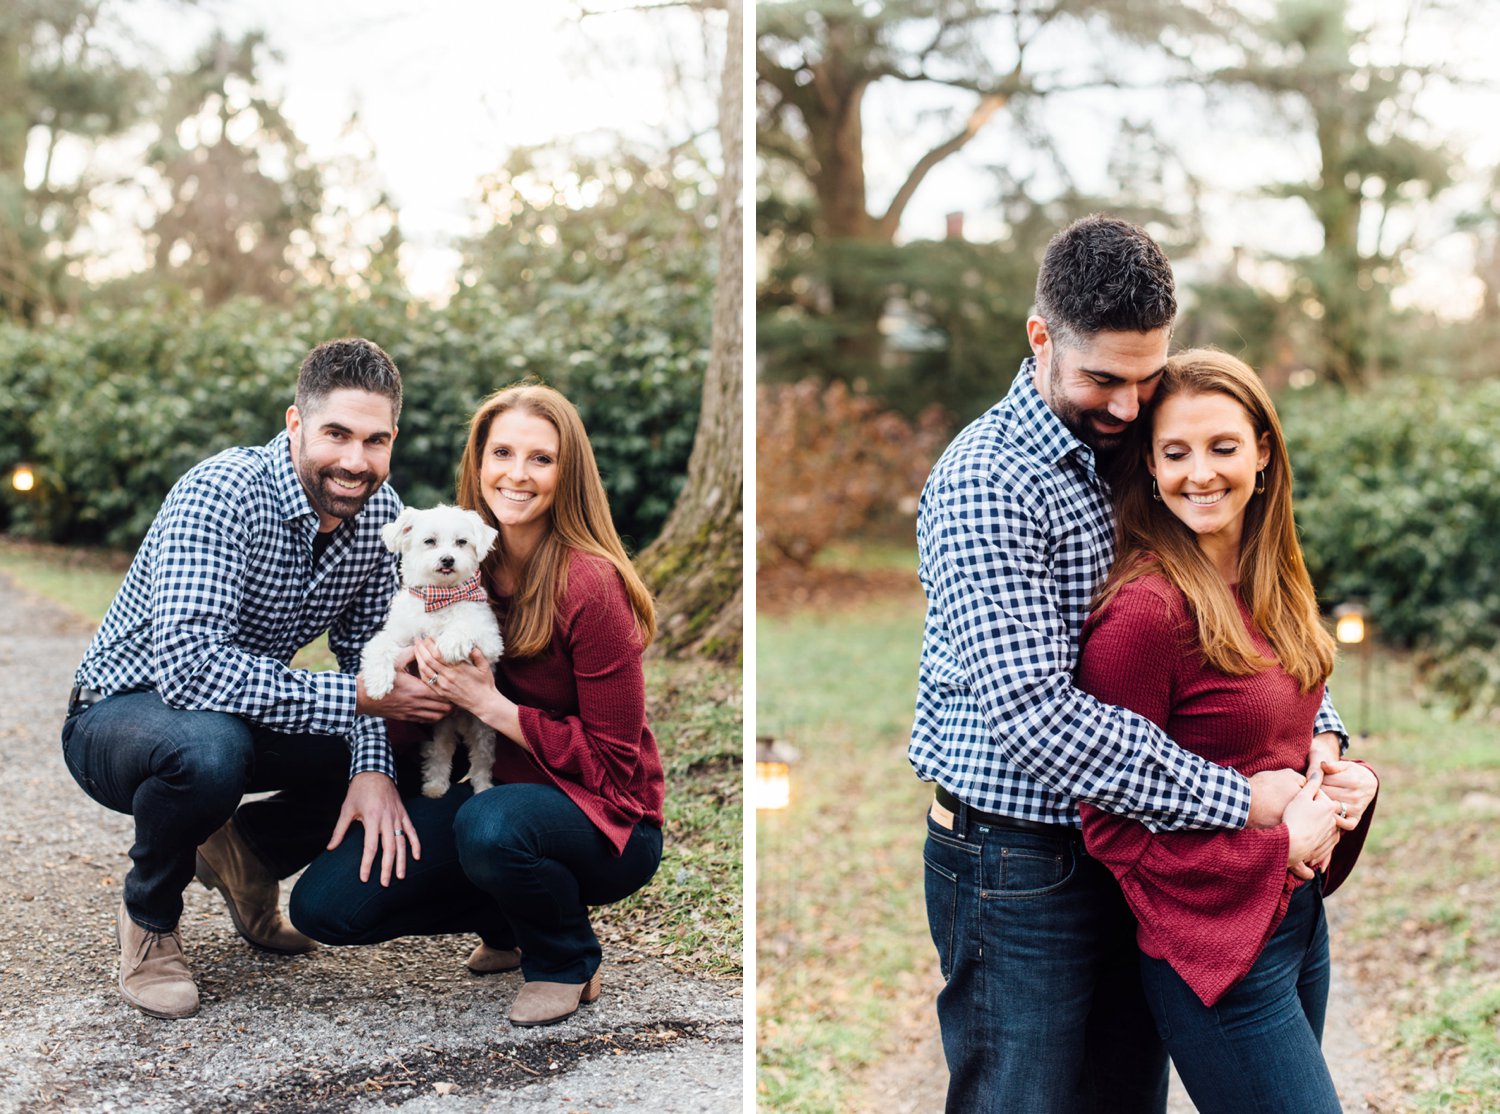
[909,361,1345,832]
[75,430,402,780]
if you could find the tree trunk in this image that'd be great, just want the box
[637,0,743,662]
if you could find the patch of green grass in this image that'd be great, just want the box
[1400,986,1500,1110]
[812,540,919,575]
[602,659,743,978]
[0,534,743,979]
[0,537,128,619]
[756,591,930,1112]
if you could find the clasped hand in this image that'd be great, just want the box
[1247,756,1373,881]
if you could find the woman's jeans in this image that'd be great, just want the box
[290,781,663,984]
[1140,881,1341,1114]
[923,805,1169,1114]
[60,691,350,932]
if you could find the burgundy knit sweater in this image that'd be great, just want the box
[1077,573,1375,1007]
[484,551,665,855]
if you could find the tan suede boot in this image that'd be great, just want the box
[195,818,316,954]
[117,901,199,1020]
[508,970,602,1027]
[464,942,522,974]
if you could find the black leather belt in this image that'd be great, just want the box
[935,785,1073,834]
[67,684,109,717]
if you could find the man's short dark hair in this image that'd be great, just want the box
[1035,215,1176,350]
[295,337,403,423]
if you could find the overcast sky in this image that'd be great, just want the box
[853,0,1500,318]
[103,0,723,298]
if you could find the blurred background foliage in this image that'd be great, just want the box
[755,0,1500,714]
[0,1,720,556]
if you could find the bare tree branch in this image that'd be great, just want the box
[877,91,1008,239]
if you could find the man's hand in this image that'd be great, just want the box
[1246,768,1306,829]
[1302,732,1343,792]
[327,771,423,886]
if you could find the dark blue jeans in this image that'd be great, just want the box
[924,806,1168,1114]
[1140,881,1340,1114]
[290,781,663,983]
[60,691,350,932]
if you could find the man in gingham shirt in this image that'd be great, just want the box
[910,217,1346,1113]
[61,337,450,1020]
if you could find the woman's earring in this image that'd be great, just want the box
[1151,478,1163,502]
[1255,470,1266,495]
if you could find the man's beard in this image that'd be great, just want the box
[296,445,376,522]
[1043,383,1130,458]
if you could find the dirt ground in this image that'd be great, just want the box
[0,576,742,1113]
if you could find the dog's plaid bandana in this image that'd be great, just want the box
[407,573,489,612]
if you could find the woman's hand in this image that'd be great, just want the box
[412,638,497,715]
[1316,759,1377,828]
[1302,732,1343,791]
[411,638,527,749]
[1282,780,1340,874]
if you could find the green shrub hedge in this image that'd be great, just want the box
[1282,379,1500,712]
[0,286,702,553]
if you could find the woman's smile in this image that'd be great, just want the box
[480,409,560,546]
[1149,390,1271,581]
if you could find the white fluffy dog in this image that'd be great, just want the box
[361,505,504,797]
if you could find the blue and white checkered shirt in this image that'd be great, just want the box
[75,431,402,780]
[909,361,1346,832]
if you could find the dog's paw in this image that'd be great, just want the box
[434,632,474,664]
[469,771,494,794]
[421,778,449,799]
[362,670,396,700]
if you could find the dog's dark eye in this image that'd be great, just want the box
[423,537,437,547]
[456,538,469,548]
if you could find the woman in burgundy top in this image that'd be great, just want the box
[1077,350,1377,1113]
[292,384,664,1028]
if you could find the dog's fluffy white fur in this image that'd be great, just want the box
[361,505,504,797]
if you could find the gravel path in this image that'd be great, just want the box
[0,575,742,1113]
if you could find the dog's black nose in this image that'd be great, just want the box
[438,555,455,570]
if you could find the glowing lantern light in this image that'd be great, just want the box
[755,736,799,811]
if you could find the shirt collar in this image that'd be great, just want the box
[268,430,321,525]
[1003,357,1100,476]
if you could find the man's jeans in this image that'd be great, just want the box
[924,805,1168,1114]
[1140,881,1340,1113]
[60,691,349,932]
[291,781,663,984]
